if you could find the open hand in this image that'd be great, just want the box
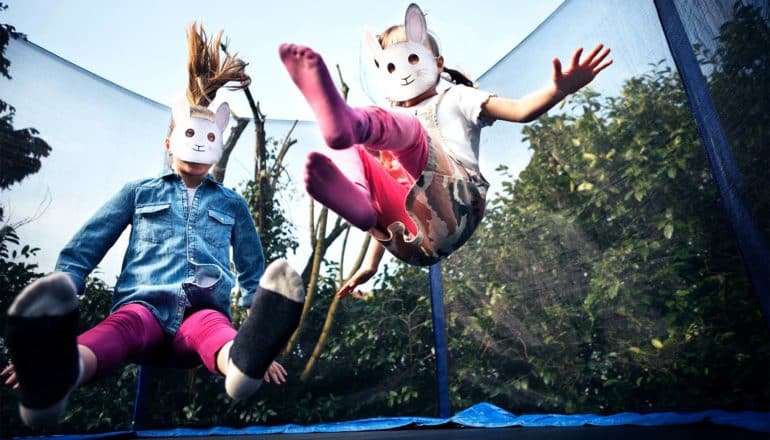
[336,267,377,299]
[2,363,19,390]
[553,44,612,95]
[263,361,287,385]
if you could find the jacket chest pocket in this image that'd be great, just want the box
[135,203,173,243]
[205,209,235,249]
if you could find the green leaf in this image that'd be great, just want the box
[577,182,594,191]
[664,224,674,239]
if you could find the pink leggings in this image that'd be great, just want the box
[77,303,236,379]
[317,106,429,234]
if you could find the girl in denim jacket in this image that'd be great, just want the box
[3,24,304,429]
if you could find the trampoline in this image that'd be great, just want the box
[2,0,769,438]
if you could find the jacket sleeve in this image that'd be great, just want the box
[54,181,135,292]
[231,196,265,308]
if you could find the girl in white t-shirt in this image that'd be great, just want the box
[279,3,611,297]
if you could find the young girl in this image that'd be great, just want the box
[279,3,612,297]
[3,24,304,429]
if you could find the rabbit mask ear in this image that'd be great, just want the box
[171,96,191,128]
[369,3,438,103]
[364,27,383,59]
[404,3,428,45]
[168,97,225,166]
[214,102,230,131]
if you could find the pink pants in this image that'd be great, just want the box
[321,106,429,234]
[77,303,236,379]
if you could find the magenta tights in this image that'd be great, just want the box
[77,303,236,378]
[279,44,428,234]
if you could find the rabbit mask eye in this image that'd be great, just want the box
[207,132,216,142]
[374,41,438,102]
[185,128,195,137]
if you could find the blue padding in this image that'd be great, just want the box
[132,403,770,436]
[20,403,768,438]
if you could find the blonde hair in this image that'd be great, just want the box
[379,24,440,55]
[169,23,251,132]
[377,24,475,88]
[186,22,250,107]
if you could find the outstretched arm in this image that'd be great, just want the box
[482,44,612,123]
[55,182,135,292]
[336,240,386,299]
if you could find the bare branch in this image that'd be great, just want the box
[300,229,371,381]
[284,209,328,357]
[211,116,249,183]
[335,64,349,101]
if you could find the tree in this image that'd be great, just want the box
[437,3,770,413]
[0,6,54,436]
[0,3,50,190]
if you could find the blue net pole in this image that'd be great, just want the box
[132,366,150,431]
[654,0,770,331]
[429,263,451,418]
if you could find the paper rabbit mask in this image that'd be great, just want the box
[365,3,439,103]
[168,99,229,165]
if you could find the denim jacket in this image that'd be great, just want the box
[55,168,264,335]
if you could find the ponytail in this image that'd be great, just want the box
[442,67,475,88]
[169,23,250,136]
[186,22,251,107]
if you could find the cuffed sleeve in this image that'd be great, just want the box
[454,85,497,127]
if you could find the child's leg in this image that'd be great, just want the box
[280,43,367,149]
[170,309,236,376]
[304,148,377,230]
[6,273,82,428]
[357,106,429,180]
[280,44,428,177]
[225,259,305,400]
[77,303,165,379]
[306,147,418,235]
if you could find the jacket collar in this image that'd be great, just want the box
[159,167,218,186]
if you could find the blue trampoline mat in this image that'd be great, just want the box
[19,402,769,439]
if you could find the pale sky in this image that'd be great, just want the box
[5,0,563,119]
[3,0,677,284]
[2,0,566,282]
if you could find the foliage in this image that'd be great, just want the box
[0,6,52,436]
[0,3,51,191]
[240,135,298,263]
[439,3,770,413]
[702,2,770,237]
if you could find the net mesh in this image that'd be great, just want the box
[1,0,768,435]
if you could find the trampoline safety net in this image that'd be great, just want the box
[1,0,768,437]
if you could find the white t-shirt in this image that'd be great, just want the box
[399,85,495,173]
[186,187,197,206]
